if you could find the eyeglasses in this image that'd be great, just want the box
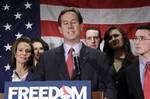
[86,36,100,40]
[134,36,150,41]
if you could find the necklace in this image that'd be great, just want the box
[113,58,123,72]
[15,69,29,78]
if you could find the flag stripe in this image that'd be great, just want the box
[40,0,150,8]
[40,1,150,42]
[41,36,63,48]
[40,1,150,50]
[41,20,150,39]
[40,4,150,24]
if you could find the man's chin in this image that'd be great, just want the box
[91,45,96,49]
[135,51,142,55]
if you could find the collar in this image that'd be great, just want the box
[139,56,150,68]
[63,42,82,55]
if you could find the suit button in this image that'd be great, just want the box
[115,81,119,84]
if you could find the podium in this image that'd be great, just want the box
[4,81,107,99]
[92,91,105,99]
[1,92,104,99]
[0,93,4,99]
[4,81,92,99]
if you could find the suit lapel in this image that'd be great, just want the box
[53,44,90,80]
[79,44,89,69]
[131,59,144,98]
[54,45,70,80]
[71,44,89,80]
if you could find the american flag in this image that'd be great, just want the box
[1,0,150,82]
[0,0,40,78]
[40,0,150,49]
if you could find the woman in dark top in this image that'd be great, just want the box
[32,38,49,66]
[103,26,135,99]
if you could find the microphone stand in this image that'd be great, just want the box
[73,53,81,80]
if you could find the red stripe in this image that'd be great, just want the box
[40,0,150,8]
[41,21,150,39]
[41,21,63,37]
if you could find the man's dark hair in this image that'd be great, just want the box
[136,25,150,30]
[85,27,101,38]
[58,7,83,26]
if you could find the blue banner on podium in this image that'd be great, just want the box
[4,81,91,99]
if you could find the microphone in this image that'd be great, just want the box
[73,53,81,79]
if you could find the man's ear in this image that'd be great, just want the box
[58,26,63,35]
[80,24,83,32]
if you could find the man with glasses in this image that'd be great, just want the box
[126,25,150,99]
[85,27,102,50]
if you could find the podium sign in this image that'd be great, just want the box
[4,81,91,99]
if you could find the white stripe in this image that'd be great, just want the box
[129,39,137,56]
[42,36,86,49]
[42,36,137,55]
[42,36,64,49]
[42,36,136,55]
[40,4,150,24]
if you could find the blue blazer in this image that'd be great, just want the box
[0,69,33,93]
[5,69,33,81]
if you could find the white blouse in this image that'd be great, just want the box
[11,70,28,82]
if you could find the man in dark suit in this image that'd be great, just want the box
[31,7,116,99]
[126,25,150,99]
